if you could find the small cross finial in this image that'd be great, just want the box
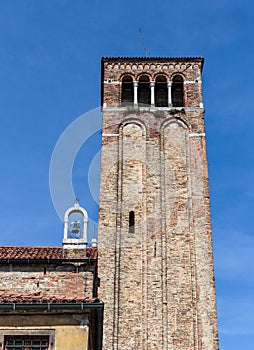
[74,197,80,208]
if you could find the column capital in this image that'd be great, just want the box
[150,81,155,87]
[133,81,138,87]
[167,82,172,87]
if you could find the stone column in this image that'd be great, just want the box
[150,82,155,106]
[134,82,138,105]
[167,82,172,107]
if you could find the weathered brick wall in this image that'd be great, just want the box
[0,263,94,300]
[98,58,218,350]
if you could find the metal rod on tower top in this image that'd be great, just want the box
[139,28,148,57]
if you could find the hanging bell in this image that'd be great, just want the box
[70,221,81,235]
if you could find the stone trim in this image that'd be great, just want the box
[189,133,206,137]
[103,81,121,85]
[184,80,201,84]
[102,134,120,137]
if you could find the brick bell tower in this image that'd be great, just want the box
[98,57,219,350]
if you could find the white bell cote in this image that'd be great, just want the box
[62,201,88,249]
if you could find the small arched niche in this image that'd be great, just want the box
[172,75,184,107]
[121,75,134,106]
[138,75,151,106]
[155,75,168,107]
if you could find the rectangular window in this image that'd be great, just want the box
[4,336,49,350]
[0,331,54,350]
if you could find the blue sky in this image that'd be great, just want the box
[0,0,253,348]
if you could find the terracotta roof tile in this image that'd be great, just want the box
[0,246,98,260]
[0,292,100,304]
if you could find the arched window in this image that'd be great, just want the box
[155,75,168,107]
[171,75,184,107]
[129,211,135,233]
[138,75,150,105]
[122,75,134,105]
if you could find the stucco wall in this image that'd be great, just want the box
[0,313,89,350]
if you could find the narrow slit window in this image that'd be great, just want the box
[155,75,168,107]
[172,75,184,107]
[129,211,135,233]
[121,75,134,105]
[138,75,151,105]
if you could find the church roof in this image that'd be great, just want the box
[0,246,100,306]
[0,292,99,304]
[0,246,98,260]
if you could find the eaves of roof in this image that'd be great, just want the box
[102,56,204,69]
[0,246,98,261]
